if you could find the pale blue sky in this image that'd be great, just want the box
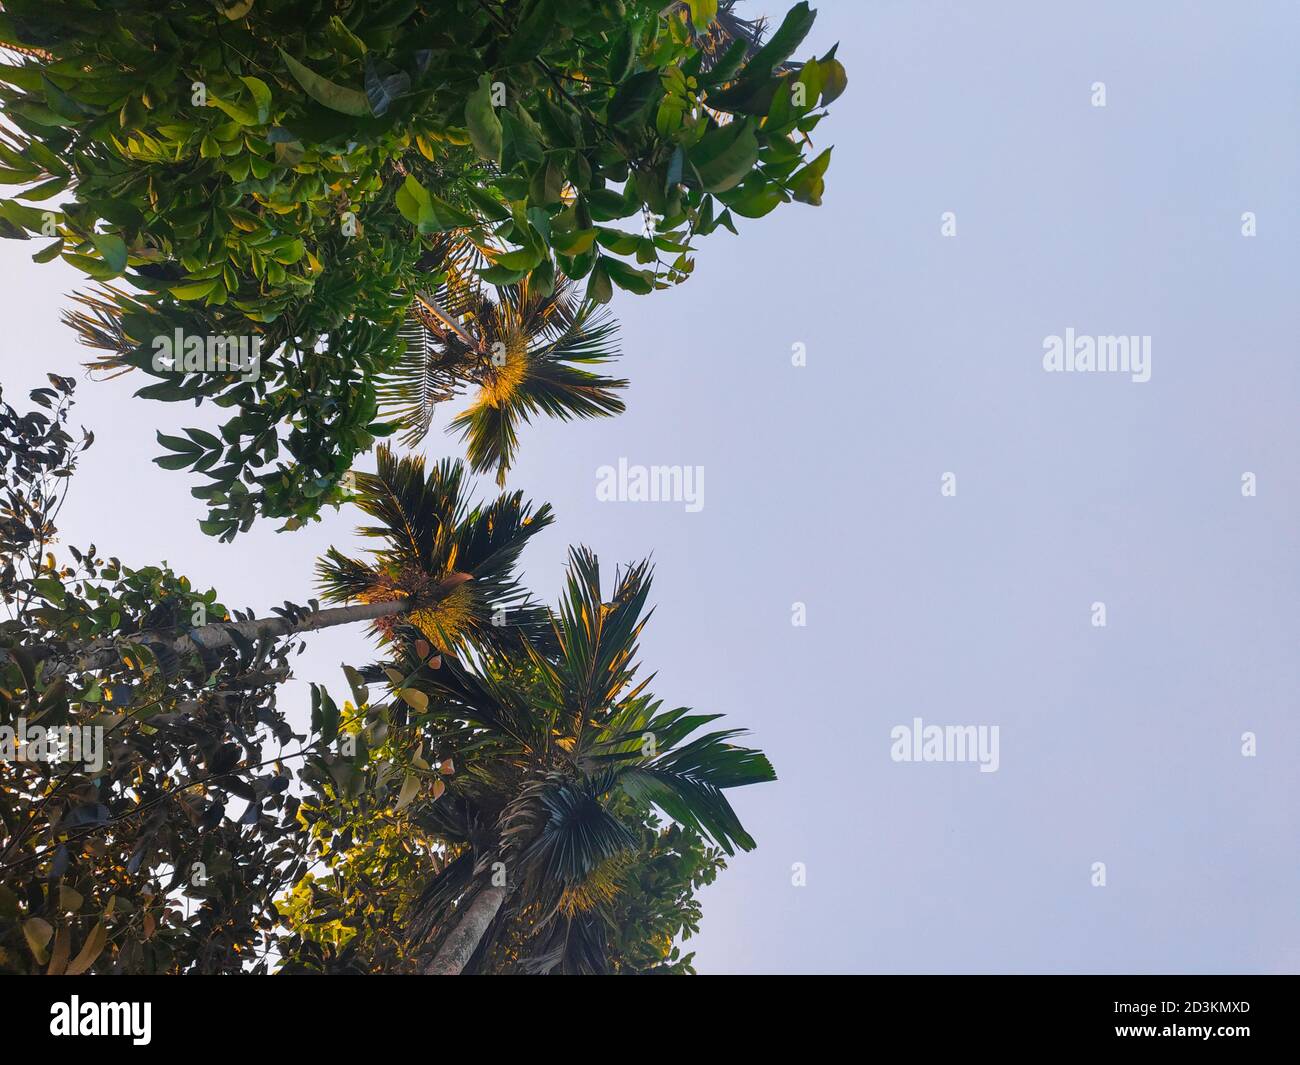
[3,0,1298,973]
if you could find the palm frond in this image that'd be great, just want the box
[449,290,626,486]
[320,445,552,654]
[544,547,654,729]
[501,772,637,884]
[350,445,468,568]
[379,270,626,485]
[315,548,378,603]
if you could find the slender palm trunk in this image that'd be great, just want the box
[7,572,474,682]
[423,882,508,975]
[9,599,408,681]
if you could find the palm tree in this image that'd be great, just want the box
[378,244,627,486]
[394,547,775,974]
[61,241,627,490]
[316,443,554,654]
[9,445,551,680]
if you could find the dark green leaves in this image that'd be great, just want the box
[608,23,642,83]
[0,0,844,540]
[90,233,126,273]
[501,0,558,66]
[278,48,370,117]
[689,118,759,192]
[608,70,662,129]
[586,258,613,304]
[746,1,817,76]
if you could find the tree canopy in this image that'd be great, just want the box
[0,0,836,976]
[0,0,844,537]
[0,383,773,974]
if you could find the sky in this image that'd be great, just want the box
[3,0,1298,973]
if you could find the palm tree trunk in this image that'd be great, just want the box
[9,598,409,681]
[7,572,474,682]
[423,882,508,975]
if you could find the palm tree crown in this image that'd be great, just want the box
[398,547,775,973]
[316,443,553,655]
[379,242,626,485]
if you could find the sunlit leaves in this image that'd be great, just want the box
[789,146,832,206]
[0,0,844,540]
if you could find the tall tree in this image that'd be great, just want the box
[0,0,845,537]
[1,381,311,974]
[395,548,774,974]
[2,397,773,973]
[280,552,773,975]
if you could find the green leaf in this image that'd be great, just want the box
[395,175,427,227]
[465,73,502,164]
[720,182,785,218]
[689,118,759,193]
[0,63,42,91]
[818,46,849,105]
[170,278,219,300]
[16,174,69,201]
[463,184,511,222]
[501,0,558,65]
[278,49,370,117]
[184,427,222,450]
[210,94,258,126]
[789,146,832,205]
[395,772,420,811]
[62,251,120,278]
[608,24,641,83]
[0,198,55,232]
[23,917,53,963]
[157,431,201,455]
[319,689,340,744]
[31,238,63,263]
[584,188,638,221]
[552,226,597,255]
[90,232,126,272]
[494,245,543,271]
[241,76,273,123]
[343,664,369,707]
[605,258,656,294]
[325,16,368,59]
[608,70,661,129]
[586,258,613,304]
[746,1,816,76]
[478,263,529,285]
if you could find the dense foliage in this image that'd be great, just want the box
[0,0,844,537]
[0,380,310,973]
[0,385,773,974]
